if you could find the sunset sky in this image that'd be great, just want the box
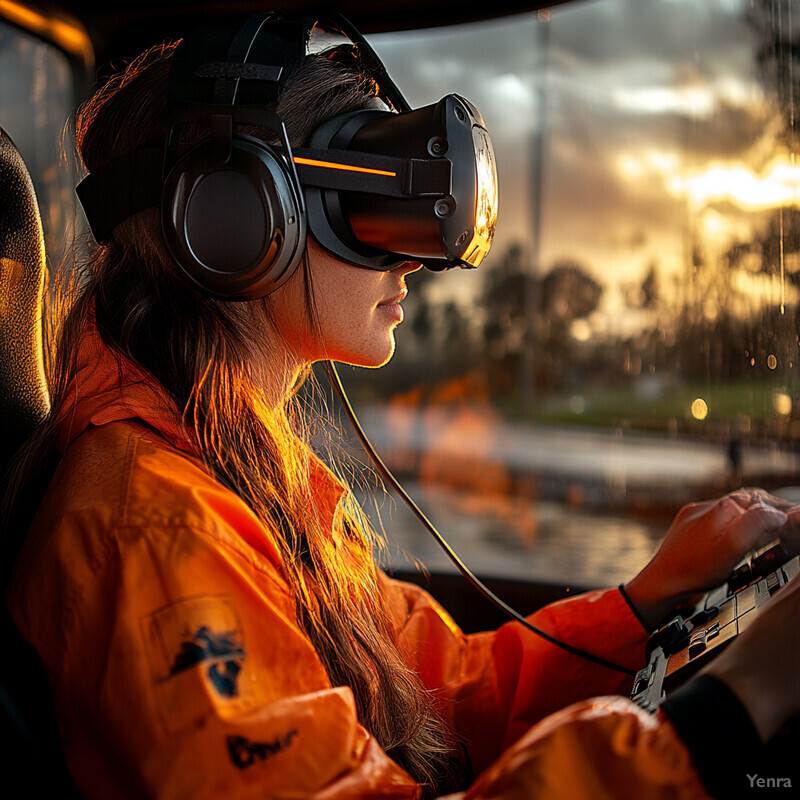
[371,0,799,330]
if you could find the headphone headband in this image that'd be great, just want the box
[167,14,305,110]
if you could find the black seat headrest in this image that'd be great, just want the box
[0,127,50,479]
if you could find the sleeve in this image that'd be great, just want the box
[379,574,650,773]
[459,696,711,800]
[463,676,770,800]
[10,520,419,800]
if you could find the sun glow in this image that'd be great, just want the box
[668,157,800,211]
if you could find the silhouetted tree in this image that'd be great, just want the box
[756,207,800,280]
[640,262,660,310]
[746,0,800,150]
[481,247,603,395]
[538,260,603,322]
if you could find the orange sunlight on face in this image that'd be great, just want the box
[268,237,421,368]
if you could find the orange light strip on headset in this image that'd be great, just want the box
[292,156,396,177]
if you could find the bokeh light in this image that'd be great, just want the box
[691,398,709,421]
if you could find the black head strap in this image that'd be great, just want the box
[214,14,275,105]
[168,14,307,112]
[321,12,411,113]
[75,141,163,243]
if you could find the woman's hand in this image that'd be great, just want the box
[624,489,788,630]
[775,502,800,557]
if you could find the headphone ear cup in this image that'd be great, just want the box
[161,135,306,299]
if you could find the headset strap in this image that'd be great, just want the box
[324,12,411,113]
[215,14,277,105]
[76,141,164,244]
[292,147,451,197]
[76,139,452,244]
[168,15,307,111]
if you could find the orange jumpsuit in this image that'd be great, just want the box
[7,324,720,799]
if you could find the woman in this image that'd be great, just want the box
[5,18,800,800]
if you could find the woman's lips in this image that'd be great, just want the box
[377,302,404,322]
[377,290,407,323]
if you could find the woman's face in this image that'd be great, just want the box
[267,237,421,368]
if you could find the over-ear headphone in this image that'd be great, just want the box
[160,13,310,299]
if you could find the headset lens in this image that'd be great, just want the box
[470,125,498,266]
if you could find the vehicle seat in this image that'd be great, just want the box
[0,126,81,797]
[0,126,50,471]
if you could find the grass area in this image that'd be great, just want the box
[524,378,799,439]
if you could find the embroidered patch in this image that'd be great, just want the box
[142,595,251,732]
[168,623,244,697]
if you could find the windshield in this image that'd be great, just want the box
[340,0,800,589]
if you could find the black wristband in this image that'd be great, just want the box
[661,674,765,799]
[618,583,651,632]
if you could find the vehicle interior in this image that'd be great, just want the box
[2,0,799,793]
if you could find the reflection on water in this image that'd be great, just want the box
[358,481,664,589]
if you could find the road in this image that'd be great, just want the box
[350,403,800,510]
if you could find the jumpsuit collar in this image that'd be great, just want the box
[56,316,196,455]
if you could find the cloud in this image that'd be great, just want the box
[549,0,751,67]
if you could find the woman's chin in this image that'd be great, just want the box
[336,337,397,369]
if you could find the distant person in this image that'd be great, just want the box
[728,432,743,486]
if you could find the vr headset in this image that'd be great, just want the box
[76,12,499,299]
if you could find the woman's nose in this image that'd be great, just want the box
[394,261,423,276]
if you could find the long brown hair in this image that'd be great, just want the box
[6,38,464,796]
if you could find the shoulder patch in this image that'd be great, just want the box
[142,595,253,732]
[168,623,244,697]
